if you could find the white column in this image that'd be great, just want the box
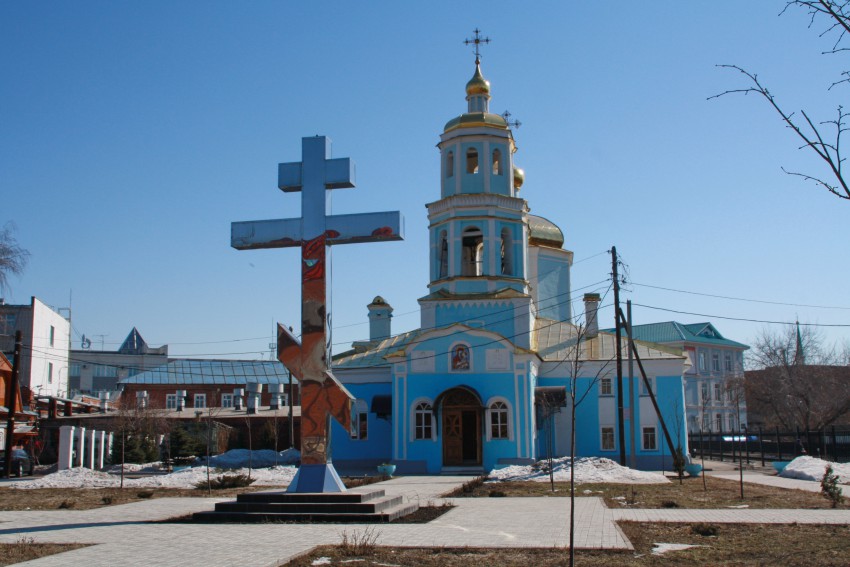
[95,430,107,469]
[107,432,114,462]
[58,425,75,471]
[74,427,86,468]
[85,429,96,469]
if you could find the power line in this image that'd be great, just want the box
[630,281,850,311]
[631,302,850,328]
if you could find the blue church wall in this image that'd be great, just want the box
[329,381,393,473]
[488,142,510,195]
[536,253,571,321]
[433,302,516,338]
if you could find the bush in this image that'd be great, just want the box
[195,474,256,490]
[58,500,75,509]
[691,523,719,537]
[136,491,154,499]
[661,500,680,508]
[821,464,844,508]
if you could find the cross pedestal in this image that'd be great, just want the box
[232,136,403,492]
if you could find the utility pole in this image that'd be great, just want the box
[612,247,626,466]
[3,331,23,478]
[627,300,637,469]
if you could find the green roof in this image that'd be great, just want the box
[601,321,748,350]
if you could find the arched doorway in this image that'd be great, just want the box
[437,387,482,467]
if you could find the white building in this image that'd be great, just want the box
[0,296,71,399]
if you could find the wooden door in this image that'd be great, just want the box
[443,410,463,466]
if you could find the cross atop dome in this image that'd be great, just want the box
[464,28,490,64]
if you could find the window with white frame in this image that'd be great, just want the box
[0,314,16,335]
[487,400,510,440]
[712,353,720,372]
[194,394,206,409]
[94,365,118,378]
[714,383,721,402]
[642,427,657,450]
[600,377,613,396]
[701,383,708,402]
[724,353,733,372]
[351,399,368,440]
[221,394,234,408]
[414,401,434,440]
[715,413,722,431]
[166,394,178,410]
[728,413,735,431]
[70,364,81,377]
[699,352,706,372]
[640,376,654,396]
[702,414,710,431]
[601,426,615,451]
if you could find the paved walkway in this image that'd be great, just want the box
[4,473,850,566]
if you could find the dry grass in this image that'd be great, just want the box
[286,524,850,566]
[0,537,88,567]
[0,486,286,511]
[457,476,850,509]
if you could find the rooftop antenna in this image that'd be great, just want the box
[464,28,490,63]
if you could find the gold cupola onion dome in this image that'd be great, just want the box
[466,61,491,96]
[513,166,525,190]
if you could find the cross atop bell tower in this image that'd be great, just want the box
[464,28,490,64]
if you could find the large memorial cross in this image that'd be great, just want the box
[232,136,403,492]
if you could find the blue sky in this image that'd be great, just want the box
[2,1,848,358]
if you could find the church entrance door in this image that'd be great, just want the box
[440,388,482,467]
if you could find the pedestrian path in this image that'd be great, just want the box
[3,473,850,566]
[707,470,850,496]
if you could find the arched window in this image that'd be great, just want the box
[492,149,502,175]
[438,230,448,278]
[414,401,434,440]
[487,399,511,440]
[461,227,483,276]
[466,148,479,174]
[446,151,454,178]
[500,227,512,275]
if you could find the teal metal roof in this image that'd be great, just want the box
[119,360,290,385]
[601,321,749,349]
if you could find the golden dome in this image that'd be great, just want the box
[466,63,491,96]
[513,166,525,189]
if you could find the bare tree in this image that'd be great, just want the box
[0,223,30,293]
[711,1,850,200]
[746,324,850,430]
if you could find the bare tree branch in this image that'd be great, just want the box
[0,222,30,293]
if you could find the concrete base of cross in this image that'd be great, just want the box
[286,463,347,493]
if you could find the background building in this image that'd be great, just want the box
[69,327,169,395]
[0,296,71,400]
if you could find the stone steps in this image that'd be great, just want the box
[192,487,419,523]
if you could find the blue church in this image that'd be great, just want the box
[331,58,689,474]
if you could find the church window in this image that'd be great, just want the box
[351,399,368,440]
[414,401,434,440]
[601,427,615,450]
[600,377,613,396]
[492,149,502,175]
[446,151,454,178]
[438,231,448,278]
[500,227,512,275]
[461,227,483,276]
[466,148,479,174]
[642,427,657,450]
[488,400,510,439]
[451,344,471,370]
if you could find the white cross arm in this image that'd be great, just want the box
[279,158,355,192]
[231,211,404,250]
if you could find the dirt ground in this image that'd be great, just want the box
[287,524,850,566]
[453,475,849,509]
[0,539,88,567]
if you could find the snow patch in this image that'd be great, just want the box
[9,465,297,490]
[652,543,705,555]
[779,456,850,483]
[487,457,669,484]
[311,558,331,566]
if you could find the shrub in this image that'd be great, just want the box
[691,523,719,537]
[100,496,113,505]
[136,491,154,499]
[195,474,256,490]
[661,500,680,508]
[58,500,75,509]
[339,527,379,556]
[821,464,844,508]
